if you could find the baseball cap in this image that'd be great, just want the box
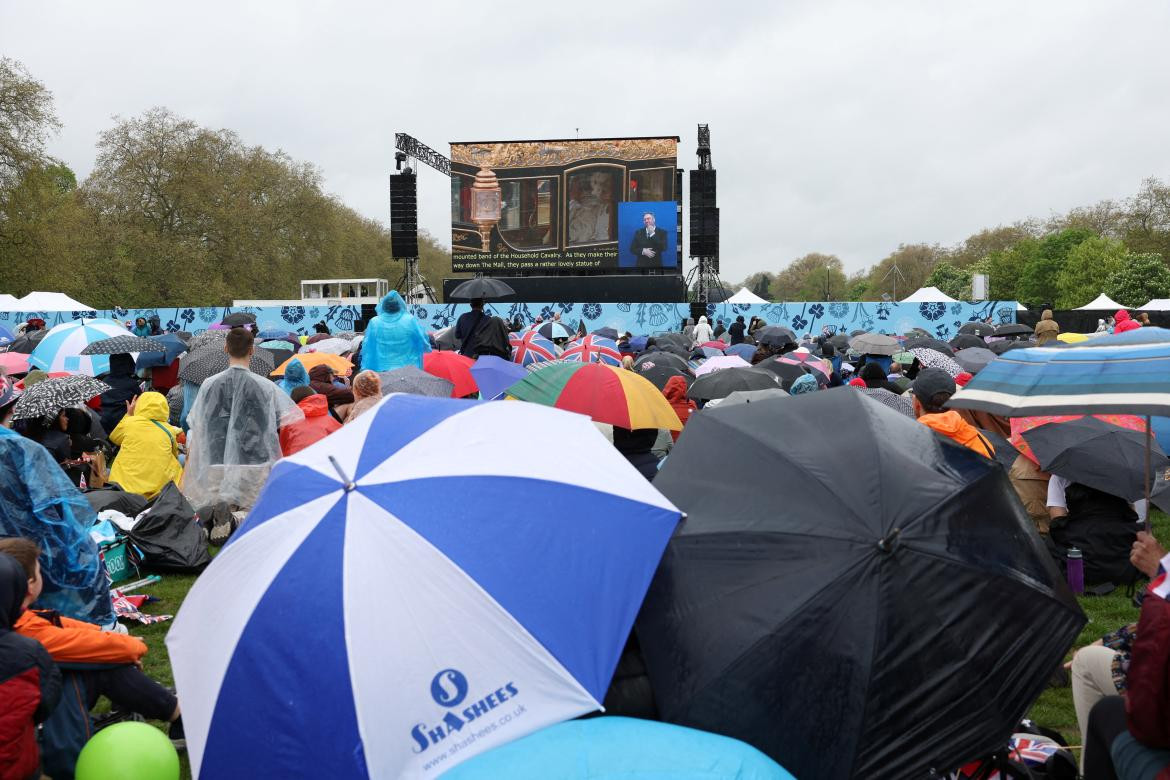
[912,367,956,403]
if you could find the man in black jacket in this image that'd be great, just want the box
[98,353,141,433]
[728,315,747,345]
[629,212,668,268]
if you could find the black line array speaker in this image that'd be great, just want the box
[688,169,719,257]
[390,172,418,259]
[689,170,716,207]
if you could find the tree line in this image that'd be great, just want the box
[733,179,1170,308]
[0,58,453,309]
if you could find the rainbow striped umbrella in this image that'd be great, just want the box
[507,362,682,431]
[562,336,622,366]
[509,331,557,366]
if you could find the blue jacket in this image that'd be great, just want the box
[361,291,431,372]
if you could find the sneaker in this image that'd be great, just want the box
[169,716,186,752]
[209,515,233,546]
[94,709,144,731]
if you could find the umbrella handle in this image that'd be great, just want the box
[1145,415,1152,534]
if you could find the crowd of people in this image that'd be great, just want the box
[1,294,1168,779]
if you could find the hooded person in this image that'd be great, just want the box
[912,367,995,458]
[131,317,151,338]
[692,316,713,344]
[98,352,141,433]
[107,391,184,499]
[682,318,696,342]
[277,357,311,396]
[861,361,903,395]
[280,387,341,456]
[343,370,383,424]
[147,314,163,336]
[661,375,696,443]
[0,552,61,780]
[1114,309,1141,334]
[789,373,819,396]
[308,364,354,409]
[1034,309,1060,345]
[181,327,302,511]
[360,290,431,372]
[728,315,747,345]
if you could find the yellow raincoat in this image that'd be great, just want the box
[108,391,183,499]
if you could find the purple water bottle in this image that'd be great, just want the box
[1066,547,1084,595]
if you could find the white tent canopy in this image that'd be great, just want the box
[1075,293,1125,311]
[0,294,18,308]
[0,291,96,312]
[899,286,959,303]
[1139,299,1170,311]
[726,288,769,304]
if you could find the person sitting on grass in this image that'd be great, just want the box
[0,538,184,749]
[279,387,341,457]
[108,391,184,499]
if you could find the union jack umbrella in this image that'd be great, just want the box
[562,335,622,366]
[509,331,557,367]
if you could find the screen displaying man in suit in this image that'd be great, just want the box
[629,212,668,268]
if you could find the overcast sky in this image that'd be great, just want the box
[3,1,1169,283]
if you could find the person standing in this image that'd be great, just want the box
[360,291,431,372]
[1034,309,1060,345]
[692,316,713,344]
[728,315,747,345]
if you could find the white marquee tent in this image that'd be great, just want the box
[725,288,769,304]
[899,286,959,303]
[1075,293,1126,311]
[0,291,96,312]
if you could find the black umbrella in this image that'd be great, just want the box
[989,339,1033,355]
[955,347,997,374]
[592,326,619,340]
[958,322,996,338]
[903,337,955,357]
[753,358,811,389]
[264,348,294,371]
[651,333,692,351]
[949,334,986,350]
[178,346,275,385]
[755,326,796,348]
[979,428,1020,471]
[849,332,900,356]
[12,375,111,420]
[687,367,779,401]
[1021,418,1170,502]
[536,321,574,340]
[634,351,691,373]
[447,277,516,300]
[221,312,257,327]
[638,389,1085,780]
[6,329,47,354]
[993,323,1032,338]
[80,335,169,355]
[828,333,850,350]
[637,364,693,391]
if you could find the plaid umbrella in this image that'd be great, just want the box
[910,347,962,378]
[849,333,900,357]
[562,335,622,366]
[80,335,169,355]
[11,375,111,420]
[179,346,275,385]
[509,331,557,366]
[377,366,455,397]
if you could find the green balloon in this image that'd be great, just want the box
[75,721,180,780]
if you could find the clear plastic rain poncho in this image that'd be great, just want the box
[181,366,303,510]
[0,426,114,625]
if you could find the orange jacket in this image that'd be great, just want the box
[14,610,147,664]
[661,376,697,442]
[279,394,341,456]
[918,411,995,459]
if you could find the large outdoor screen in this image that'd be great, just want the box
[450,137,679,273]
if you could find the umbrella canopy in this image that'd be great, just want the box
[0,352,30,375]
[536,321,573,340]
[0,323,14,346]
[687,367,780,401]
[432,325,459,351]
[1022,417,1170,501]
[993,323,1032,338]
[592,326,620,340]
[949,334,986,350]
[470,355,528,400]
[855,386,914,418]
[639,390,1085,779]
[903,337,955,357]
[79,335,168,355]
[634,351,691,374]
[828,333,850,350]
[698,346,723,359]
[988,339,1034,355]
[562,335,622,366]
[179,346,275,385]
[636,364,693,391]
[258,329,296,341]
[954,347,997,374]
[272,352,353,378]
[220,312,256,327]
[776,352,829,377]
[508,331,557,366]
[716,388,789,407]
[11,375,110,420]
[166,395,681,779]
[377,366,455,397]
[423,351,478,397]
[445,716,793,780]
[301,337,353,356]
[958,322,995,337]
[694,355,751,377]
[629,335,649,353]
[699,341,726,352]
[1057,332,1091,344]
[755,326,796,348]
[909,347,962,377]
[753,359,813,390]
[1008,414,1149,465]
[848,333,899,357]
[507,362,682,430]
[447,276,516,300]
[724,343,759,362]
[135,333,188,370]
[188,329,228,351]
[28,318,133,376]
[979,428,1020,471]
[950,328,1170,417]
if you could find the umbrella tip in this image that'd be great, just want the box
[328,455,356,492]
[876,527,902,554]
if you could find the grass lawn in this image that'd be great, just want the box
[117,513,1168,778]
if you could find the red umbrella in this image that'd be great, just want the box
[422,352,478,397]
[699,341,726,352]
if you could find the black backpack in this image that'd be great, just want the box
[1048,483,1140,588]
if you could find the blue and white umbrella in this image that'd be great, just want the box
[28,318,134,376]
[167,394,680,779]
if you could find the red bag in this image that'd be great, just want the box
[1126,573,1170,748]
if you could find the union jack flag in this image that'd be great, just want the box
[562,335,622,366]
[509,331,557,367]
[1008,735,1062,766]
[1152,557,1170,599]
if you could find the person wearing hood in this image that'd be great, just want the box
[912,368,994,458]
[713,318,726,339]
[613,427,661,481]
[361,291,431,372]
[277,357,311,396]
[789,373,819,396]
[661,376,696,443]
[280,387,341,456]
[147,314,163,336]
[343,371,383,424]
[682,318,696,342]
[108,391,184,499]
[1114,309,1142,334]
[131,317,151,338]
[0,551,61,780]
[308,364,354,409]
[692,316,713,344]
[98,353,142,433]
[860,361,903,395]
[728,315,747,345]
[1034,309,1060,345]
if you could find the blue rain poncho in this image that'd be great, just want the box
[0,426,113,625]
[277,358,311,396]
[360,291,431,372]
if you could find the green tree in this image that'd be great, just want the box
[923,261,973,299]
[1054,235,1127,308]
[1103,253,1170,308]
[1121,177,1170,262]
[1014,228,1095,306]
[0,57,61,191]
[771,253,847,300]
